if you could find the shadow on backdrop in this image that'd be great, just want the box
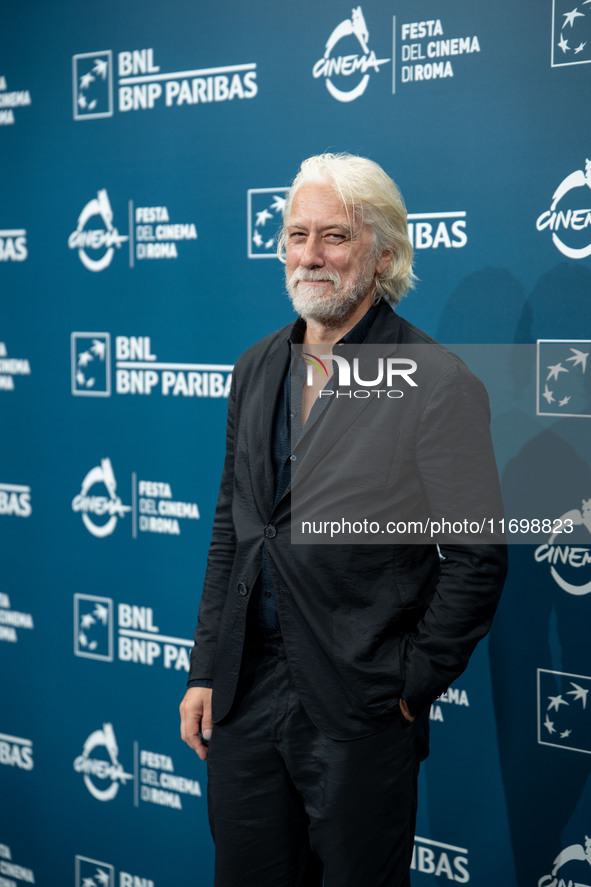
[486,262,591,885]
[422,264,591,885]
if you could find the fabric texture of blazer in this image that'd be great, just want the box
[189,302,507,739]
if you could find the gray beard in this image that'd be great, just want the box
[286,266,376,328]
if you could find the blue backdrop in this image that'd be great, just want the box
[1,1,591,885]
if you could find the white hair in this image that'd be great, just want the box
[278,153,416,305]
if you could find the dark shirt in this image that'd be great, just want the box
[252,303,381,634]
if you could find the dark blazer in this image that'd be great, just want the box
[189,302,507,739]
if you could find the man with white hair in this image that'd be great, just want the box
[180,153,506,886]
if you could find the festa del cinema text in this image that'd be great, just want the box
[399,19,480,82]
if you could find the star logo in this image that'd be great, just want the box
[552,1,591,66]
[548,694,569,711]
[567,681,589,708]
[71,333,111,397]
[537,340,591,417]
[538,669,591,754]
[75,857,114,887]
[74,593,114,661]
[72,51,113,119]
[567,347,589,372]
[546,362,569,381]
[563,7,585,27]
[255,208,273,227]
[247,188,288,258]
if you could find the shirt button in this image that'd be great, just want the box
[290,411,296,419]
[289,454,297,462]
[237,583,248,596]
[264,525,277,538]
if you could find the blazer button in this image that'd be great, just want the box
[237,582,248,596]
[264,525,277,538]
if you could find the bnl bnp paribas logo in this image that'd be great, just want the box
[247,189,287,258]
[0,482,32,518]
[75,855,154,887]
[72,47,257,120]
[312,7,390,102]
[537,340,590,417]
[538,669,591,755]
[536,158,591,260]
[74,593,193,672]
[552,1,591,66]
[0,227,27,262]
[71,333,232,398]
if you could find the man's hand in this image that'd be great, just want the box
[399,698,416,723]
[180,687,213,760]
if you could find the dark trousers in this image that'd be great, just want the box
[206,635,420,886]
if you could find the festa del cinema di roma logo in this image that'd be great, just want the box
[68,189,127,271]
[538,833,591,886]
[74,722,203,810]
[313,6,390,102]
[535,498,591,596]
[74,723,132,802]
[71,457,200,539]
[68,190,197,271]
[72,458,131,538]
[536,158,591,259]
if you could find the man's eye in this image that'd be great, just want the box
[289,232,306,241]
[326,233,346,243]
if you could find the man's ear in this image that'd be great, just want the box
[376,250,392,275]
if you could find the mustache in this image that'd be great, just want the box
[289,268,341,286]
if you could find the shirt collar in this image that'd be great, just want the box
[287,301,379,348]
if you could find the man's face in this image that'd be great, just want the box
[285,183,389,326]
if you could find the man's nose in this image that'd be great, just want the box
[300,234,325,268]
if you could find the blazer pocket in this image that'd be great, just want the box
[338,425,401,491]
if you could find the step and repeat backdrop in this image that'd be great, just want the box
[1,0,591,885]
